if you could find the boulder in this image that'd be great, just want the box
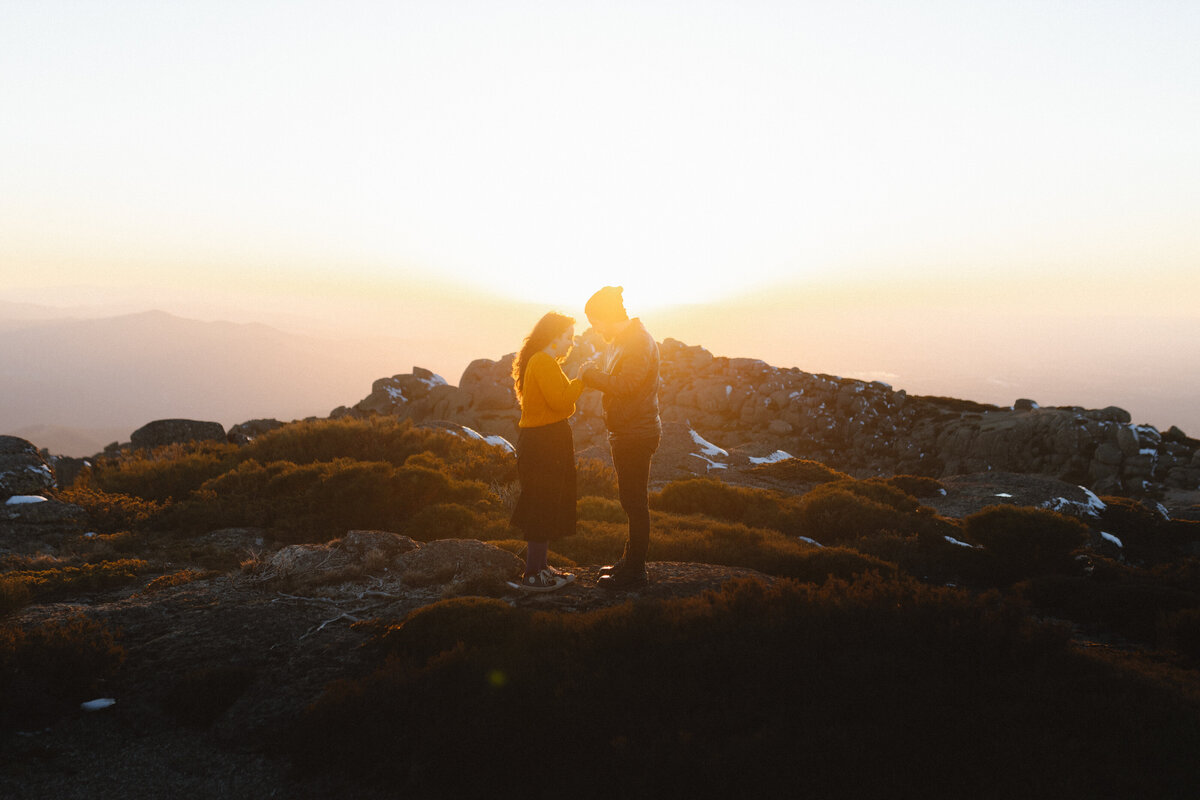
[227,419,285,445]
[396,539,522,591]
[130,419,226,450]
[0,435,55,498]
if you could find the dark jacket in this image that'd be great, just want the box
[582,319,661,442]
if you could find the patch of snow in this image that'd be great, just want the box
[938,488,947,496]
[385,386,407,402]
[691,453,728,471]
[6,495,47,505]
[1041,486,1107,519]
[995,492,1013,498]
[688,429,728,458]
[459,426,516,454]
[418,374,448,390]
[81,698,116,712]
[1138,447,1158,457]
[1100,531,1123,548]
[83,532,99,539]
[725,385,732,397]
[789,391,802,399]
[1155,503,1170,520]
[27,464,53,479]
[749,450,793,465]
[798,536,823,548]
[944,536,977,549]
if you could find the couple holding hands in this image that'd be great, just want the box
[508,286,661,592]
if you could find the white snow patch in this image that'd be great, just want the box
[5,495,47,505]
[80,698,116,712]
[418,374,448,390]
[945,536,976,549]
[725,385,732,397]
[27,464,53,479]
[798,536,824,548]
[749,450,793,465]
[1041,486,1107,519]
[688,429,728,458]
[994,492,1013,498]
[385,386,407,402]
[938,488,947,496]
[83,532,99,539]
[691,453,728,471]
[1155,503,1171,521]
[459,426,516,454]
[1100,531,1124,548]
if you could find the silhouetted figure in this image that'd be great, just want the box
[580,286,661,589]
[509,312,581,592]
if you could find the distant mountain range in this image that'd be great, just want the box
[0,306,417,456]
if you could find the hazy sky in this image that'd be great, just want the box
[3,2,1199,430]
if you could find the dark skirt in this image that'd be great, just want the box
[510,419,576,542]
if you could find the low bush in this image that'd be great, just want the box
[747,457,850,486]
[576,458,618,499]
[87,442,237,502]
[577,496,627,523]
[240,417,455,467]
[964,505,1089,582]
[52,486,165,533]
[405,503,486,542]
[164,665,256,727]
[884,474,946,498]
[181,459,488,541]
[0,615,125,731]
[795,486,912,544]
[651,478,802,534]
[291,574,1200,797]
[1098,496,1175,563]
[3,559,151,601]
[1159,607,1200,664]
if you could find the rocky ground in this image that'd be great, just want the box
[1,526,772,800]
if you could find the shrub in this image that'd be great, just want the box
[137,569,214,596]
[1159,608,1200,664]
[240,417,455,467]
[651,478,802,534]
[405,503,485,542]
[795,487,912,544]
[577,496,627,523]
[884,474,946,498]
[0,615,125,731]
[576,458,618,499]
[164,665,256,727]
[747,457,850,486]
[4,560,151,601]
[1097,496,1174,563]
[52,486,165,533]
[181,459,488,541]
[964,505,1089,582]
[88,442,237,502]
[289,574,1200,797]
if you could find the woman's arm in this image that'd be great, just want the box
[529,352,584,412]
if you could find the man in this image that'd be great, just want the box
[579,286,661,589]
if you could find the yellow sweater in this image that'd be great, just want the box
[519,351,583,428]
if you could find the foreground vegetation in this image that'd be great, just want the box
[4,416,1200,796]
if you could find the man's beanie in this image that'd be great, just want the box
[585,286,629,323]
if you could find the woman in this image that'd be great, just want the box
[508,311,583,591]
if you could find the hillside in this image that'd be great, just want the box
[3,347,1200,796]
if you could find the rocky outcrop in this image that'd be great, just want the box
[346,337,1200,497]
[227,418,285,445]
[130,419,227,450]
[0,435,55,498]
